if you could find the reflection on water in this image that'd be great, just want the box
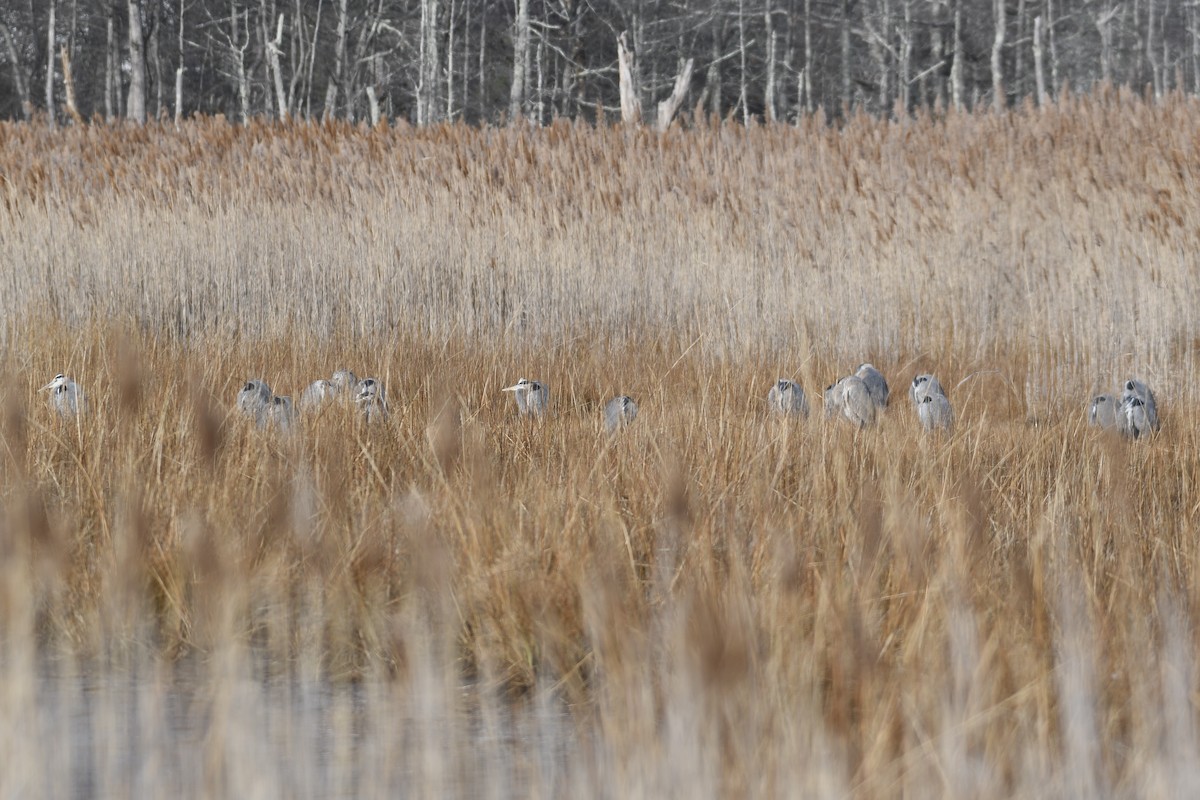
[24,656,576,798]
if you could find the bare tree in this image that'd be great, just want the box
[417,0,441,124]
[509,0,529,118]
[991,0,1004,111]
[324,0,347,119]
[265,10,287,119]
[45,0,55,128]
[127,0,147,123]
[617,30,641,124]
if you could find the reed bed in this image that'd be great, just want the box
[1,88,1200,795]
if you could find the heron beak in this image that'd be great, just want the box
[38,381,56,392]
[502,385,521,393]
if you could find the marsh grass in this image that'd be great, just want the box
[2,89,1200,794]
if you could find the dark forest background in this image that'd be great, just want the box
[0,0,1192,126]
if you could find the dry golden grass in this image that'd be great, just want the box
[2,88,1200,794]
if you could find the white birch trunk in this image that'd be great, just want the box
[509,0,529,118]
[127,0,147,123]
[46,0,56,129]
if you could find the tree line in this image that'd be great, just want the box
[1,0,1196,128]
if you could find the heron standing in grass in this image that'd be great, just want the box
[237,379,274,427]
[40,374,84,417]
[270,395,297,429]
[604,395,639,432]
[301,369,360,410]
[855,363,889,408]
[1120,378,1159,433]
[918,393,954,432]
[356,378,388,423]
[767,379,809,417]
[1119,396,1154,439]
[826,375,875,428]
[1088,394,1118,429]
[503,378,549,417]
[910,374,945,406]
[299,379,334,410]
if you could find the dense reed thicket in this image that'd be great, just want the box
[2,90,1200,795]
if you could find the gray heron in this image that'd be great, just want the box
[299,379,334,410]
[826,375,875,428]
[1088,394,1118,429]
[917,393,954,432]
[1120,378,1159,434]
[823,381,843,419]
[40,373,84,417]
[855,363,889,408]
[768,379,809,417]
[270,395,297,430]
[503,378,549,417]
[331,369,358,392]
[236,379,274,427]
[1118,396,1154,439]
[356,378,388,423]
[910,374,945,406]
[301,369,360,410]
[604,395,639,432]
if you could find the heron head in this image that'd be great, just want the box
[40,374,67,392]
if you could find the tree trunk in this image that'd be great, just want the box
[841,0,852,109]
[509,0,529,118]
[324,0,348,119]
[991,0,1005,111]
[149,2,162,117]
[656,57,694,131]
[737,0,749,122]
[60,46,80,123]
[127,0,147,124]
[46,0,56,129]
[1033,15,1047,105]
[446,0,456,120]
[417,0,441,124]
[472,8,482,120]
[305,0,323,118]
[804,0,814,112]
[1097,8,1116,85]
[266,11,288,119]
[104,11,115,120]
[1148,0,1161,98]
[707,32,721,116]
[1047,0,1059,92]
[950,0,963,110]
[175,0,184,124]
[764,0,777,121]
[900,0,912,113]
[617,31,642,124]
[230,4,249,123]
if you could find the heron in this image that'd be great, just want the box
[331,369,359,392]
[356,378,388,423]
[768,379,809,417]
[299,379,334,410]
[823,381,844,419]
[503,378,549,416]
[604,395,639,432]
[918,393,954,432]
[270,395,297,430]
[855,363,890,408]
[39,373,84,417]
[831,375,875,428]
[1120,378,1159,433]
[1088,394,1118,429]
[1119,396,1156,439]
[236,379,274,426]
[910,374,945,406]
